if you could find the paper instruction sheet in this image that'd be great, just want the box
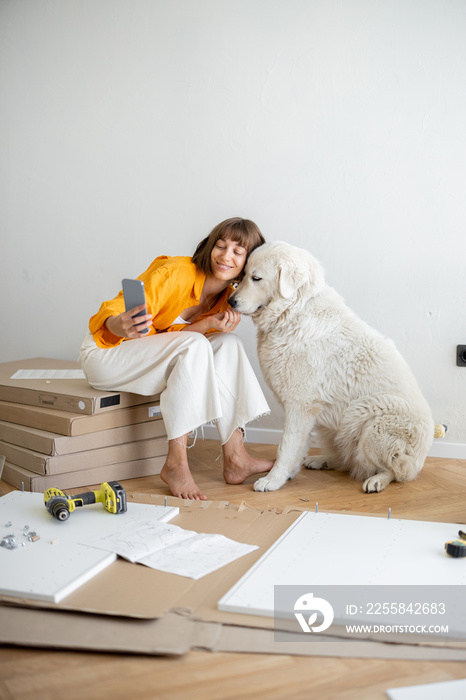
[10,369,86,379]
[82,518,259,579]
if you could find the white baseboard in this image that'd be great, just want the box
[201,425,466,461]
[427,442,466,460]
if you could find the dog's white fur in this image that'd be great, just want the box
[229,241,434,493]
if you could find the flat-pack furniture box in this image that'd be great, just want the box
[0,417,165,456]
[0,358,155,414]
[0,400,163,436]
[0,435,168,474]
[0,359,167,491]
[2,456,166,492]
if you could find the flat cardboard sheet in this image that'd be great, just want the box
[2,495,466,660]
[213,622,466,660]
[2,604,466,661]
[0,495,297,619]
[0,358,152,414]
[0,606,216,656]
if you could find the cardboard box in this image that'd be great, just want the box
[0,418,165,455]
[1,456,166,491]
[0,400,163,436]
[0,436,168,474]
[0,358,154,415]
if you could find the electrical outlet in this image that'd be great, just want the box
[457,345,466,366]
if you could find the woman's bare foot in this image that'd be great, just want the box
[160,460,207,499]
[222,430,274,485]
[160,437,207,500]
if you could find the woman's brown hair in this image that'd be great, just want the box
[192,217,265,279]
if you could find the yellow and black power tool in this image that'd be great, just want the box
[44,481,127,521]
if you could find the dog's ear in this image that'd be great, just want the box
[278,262,307,298]
[278,251,325,299]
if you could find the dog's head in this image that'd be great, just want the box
[229,241,325,321]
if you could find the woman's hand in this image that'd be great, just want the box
[183,309,241,335]
[212,309,241,333]
[105,306,152,339]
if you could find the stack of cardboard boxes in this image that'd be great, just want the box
[0,358,167,492]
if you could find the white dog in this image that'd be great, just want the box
[229,241,434,493]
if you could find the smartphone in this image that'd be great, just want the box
[122,278,149,334]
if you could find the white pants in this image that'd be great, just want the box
[79,331,270,444]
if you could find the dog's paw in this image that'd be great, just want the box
[363,473,391,493]
[303,455,333,470]
[254,475,286,492]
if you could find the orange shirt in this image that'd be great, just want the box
[89,256,234,349]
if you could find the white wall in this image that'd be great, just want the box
[2,0,465,451]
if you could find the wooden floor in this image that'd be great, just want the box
[2,441,466,699]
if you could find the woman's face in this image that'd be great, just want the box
[210,237,247,282]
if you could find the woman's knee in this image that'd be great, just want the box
[207,333,250,373]
[180,332,216,367]
[208,332,244,354]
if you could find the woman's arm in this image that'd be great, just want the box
[89,260,173,347]
[183,309,241,335]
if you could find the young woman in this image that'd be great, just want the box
[79,217,273,500]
